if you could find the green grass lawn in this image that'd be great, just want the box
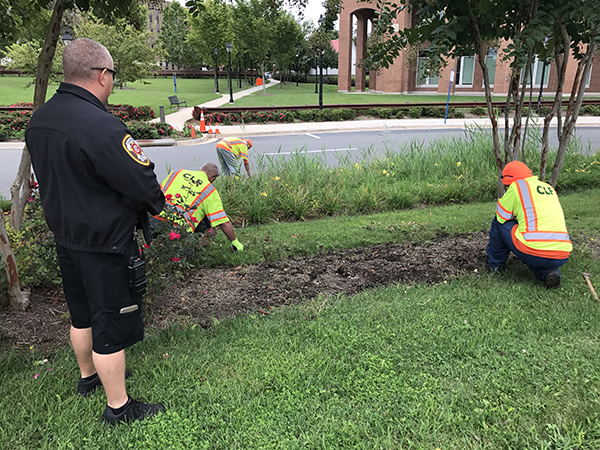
[1,74,538,112]
[0,75,248,114]
[1,190,600,449]
[233,81,508,107]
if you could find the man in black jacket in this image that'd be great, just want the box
[25,38,166,424]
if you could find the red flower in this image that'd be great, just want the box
[169,231,181,240]
[165,194,173,200]
[175,193,181,198]
[171,257,181,262]
[191,217,198,223]
[143,243,150,249]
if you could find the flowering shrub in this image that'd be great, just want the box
[132,106,155,121]
[143,193,213,296]
[126,121,174,140]
[0,111,31,140]
[108,104,155,122]
[5,185,61,287]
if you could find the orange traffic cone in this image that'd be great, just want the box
[214,124,220,134]
[199,110,207,133]
[190,126,196,138]
[207,123,213,134]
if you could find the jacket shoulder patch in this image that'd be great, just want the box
[122,135,149,166]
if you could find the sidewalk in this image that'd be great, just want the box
[157,79,281,132]
[159,80,600,143]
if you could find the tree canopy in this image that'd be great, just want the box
[363,0,600,193]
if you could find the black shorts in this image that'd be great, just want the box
[56,242,144,355]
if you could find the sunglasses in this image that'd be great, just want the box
[91,67,117,78]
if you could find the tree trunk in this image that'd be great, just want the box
[0,209,30,310]
[549,41,596,187]
[10,0,66,231]
[540,22,568,181]
[467,3,503,197]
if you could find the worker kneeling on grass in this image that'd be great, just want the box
[216,137,252,177]
[152,162,243,251]
[486,161,572,287]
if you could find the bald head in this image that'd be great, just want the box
[63,38,113,84]
[201,163,219,178]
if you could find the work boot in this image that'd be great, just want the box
[77,370,132,397]
[544,269,561,288]
[102,397,166,425]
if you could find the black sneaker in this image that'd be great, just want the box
[544,269,561,288]
[77,370,132,397]
[102,397,166,425]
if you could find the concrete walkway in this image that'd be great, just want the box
[158,79,280,131]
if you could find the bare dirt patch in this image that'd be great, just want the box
[0,232,488,354]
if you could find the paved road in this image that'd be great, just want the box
[2,126,599,197]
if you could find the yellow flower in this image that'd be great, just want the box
[458,174,463,179]
[260,192,267,197]
[274,176,280,181]
[434,163,438,166]
[456,161,461,167]
[383,170,387,174]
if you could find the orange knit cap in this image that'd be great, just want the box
[501,161,533,185]
[245,139,253,148]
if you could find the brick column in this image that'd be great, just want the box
[355,12,367,92]
[337,8,354,92]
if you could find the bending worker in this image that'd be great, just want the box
[153,163,244,251]
[486,161,572,287]
[216,137,252,177]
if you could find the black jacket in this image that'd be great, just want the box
[25,83,165,253]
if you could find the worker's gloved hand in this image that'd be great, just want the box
[231,239,244,252]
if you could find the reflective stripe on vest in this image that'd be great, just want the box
[161,169,182,192]
[207,210,227,223]
[522,231,570,241]
[188,183,216,215]
[516,179,536,230]
[496,203,513,221]
[216,141,233,153]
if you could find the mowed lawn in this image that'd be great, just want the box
[1,190,600,449]
[3,74,523,112]
[0,75,240,114]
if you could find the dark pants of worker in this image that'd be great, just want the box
[486,218,569,281]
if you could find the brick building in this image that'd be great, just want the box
[338,0,600,95]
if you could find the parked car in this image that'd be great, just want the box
[264,72,272,79]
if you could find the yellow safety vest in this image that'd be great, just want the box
[216,137,249,161]
[153,170,228,232]
[496,176,571,259]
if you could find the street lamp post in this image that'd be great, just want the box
[314,54,318,94]
[318,15,324,110]
[226,43,234,104]
[296,45,299,87]
[319,51,324,110]
[213,47,220,94]
[62,30,73,45]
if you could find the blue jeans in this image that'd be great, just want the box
[486,218,569,281]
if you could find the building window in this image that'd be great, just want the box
[456,56,475,86]
[417,54,439,86]
[484,48,497,86]
[521,57,550,87]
